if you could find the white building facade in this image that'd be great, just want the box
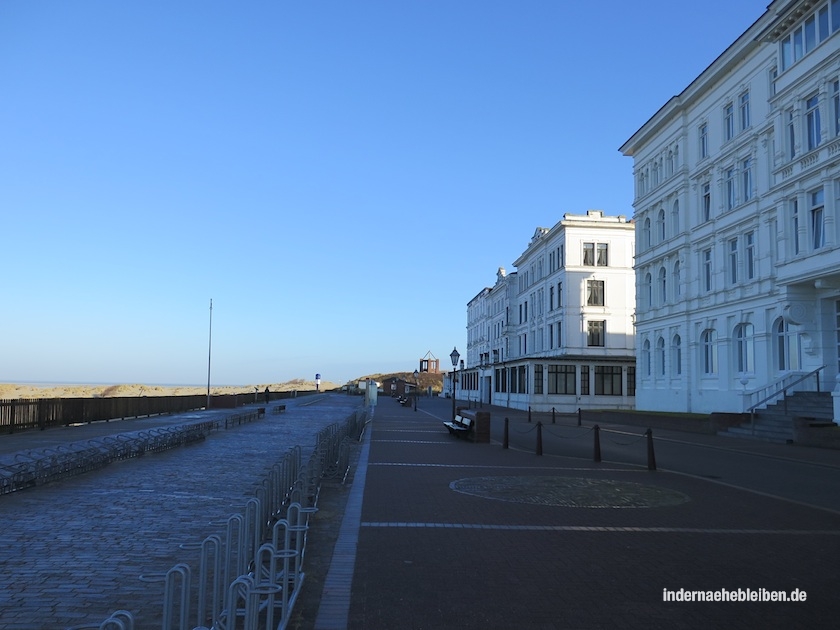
[620,0,840,415]
[463,211,636,412]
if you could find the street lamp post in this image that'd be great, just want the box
[413,369,419,412]
[450,347,460,421]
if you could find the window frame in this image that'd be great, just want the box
[587,320,606,347]
[586,279,605,307]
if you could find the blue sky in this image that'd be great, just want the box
[0,0,768,386]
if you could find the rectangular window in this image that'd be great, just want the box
[580,365,590,396]
[745,231,755,280]
[557,320,562,348]
[806,93,821,151]
[548,323,554,349]
[518,365,527,394]
[558,282,563,308]
[739,91,750,131]
[587,321,605,347]
[509,367,518,394]
[547,364,575,395]
[782,37,792,70]
[725,167,736,210]
[534,364,543,394]
[699,123,708,159]
[811,188,825,249]
[703,248,713,292]
[820,5,830,39]
[586,280,605,306]
[702,182,711,222]
[834,0,840,34]
[794,26,803,62]
[703,331,716,375]
[549,286,554,310]
[742,158,752,202]
[728,238,738,285]
[594,366,623,396]
[792,199,800,255]
[833,80,840,137]
[583,243,595,266]
[596,243,608,266]
[724,103,734,141]
[626,365,636,397]
[787,109,796,160]
[805,15,817,52]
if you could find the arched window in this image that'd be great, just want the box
[656,336,666,376]
[642,339,651,376]
[643,217,651,249]
[644,272,652,309]
[734,323,755,374]
[671,335,682,376]
[673,260,682,299]
[657,209,666,242]
[671,200,680,236]
[658,267,667,305]
[702,329,717,374]
[774,318,801,371]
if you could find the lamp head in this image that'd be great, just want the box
[450,346,460,368]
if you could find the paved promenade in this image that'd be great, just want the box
[2,394,840,629]
[313,397,840,629]
[0,394,361,629]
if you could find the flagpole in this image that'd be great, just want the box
[206,299,213,409]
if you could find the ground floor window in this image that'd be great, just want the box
[534,364,544,394]
[495,368,507,393]
[594,366,623,395]
[547,364,575,395]
[626,365,636,397]
[580,365,590,395]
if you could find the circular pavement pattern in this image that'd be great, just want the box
[449,475,691,508]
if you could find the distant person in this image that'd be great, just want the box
[264,387,270,405]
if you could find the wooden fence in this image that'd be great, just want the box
[0,389,311,434]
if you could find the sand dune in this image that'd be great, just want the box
[0,380,341,400]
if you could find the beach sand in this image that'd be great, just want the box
[0,380,341,400]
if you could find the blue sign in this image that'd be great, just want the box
[315,373,321,380]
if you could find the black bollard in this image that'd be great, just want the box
[552,407,556,424]
[593,424,601,462]
[577,407,582,427]
[536,421,543,456]
[503,417,509,449]
[528,406,532,423]
[646,428,657,471]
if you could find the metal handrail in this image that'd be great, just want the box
[748,365,825,436]
[747,365,826,414]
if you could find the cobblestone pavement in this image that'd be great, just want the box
[332,398,840,630]
[0,394,362,630]
[4,395,840,629]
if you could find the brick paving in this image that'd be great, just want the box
[3,394,840,629]
[0,394,361,629]
[322,398,840,630]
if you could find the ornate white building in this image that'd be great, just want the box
[620,0,840,417]
[463,210,635,412]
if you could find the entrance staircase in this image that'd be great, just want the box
[718,391,834,444]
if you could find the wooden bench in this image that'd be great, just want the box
[271,404,286,415]
[443,414,472,438]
